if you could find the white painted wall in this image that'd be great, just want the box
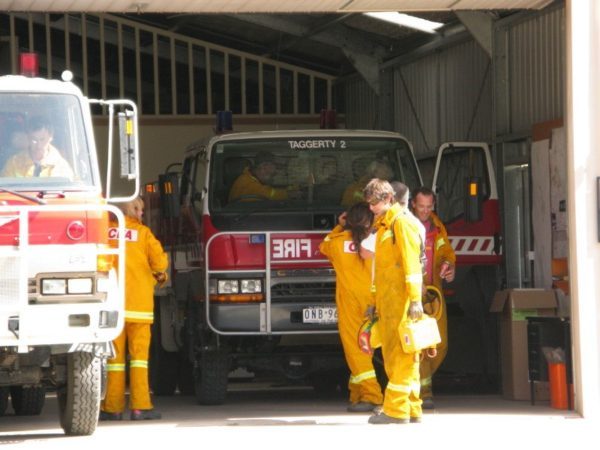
[566,0,600,419]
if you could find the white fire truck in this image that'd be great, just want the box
[145,124,502,404]
[0,54,139,435]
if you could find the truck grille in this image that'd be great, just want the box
[271,281,335,304]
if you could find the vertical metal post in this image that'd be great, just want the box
[170,37,177,114]
[188,43,195,115]
[206,48,212,116]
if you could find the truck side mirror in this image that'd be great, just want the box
[465,176,483,222]
[118,110,136,180]
[158,173,180,219]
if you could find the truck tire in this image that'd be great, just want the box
[10,385,46,416]
[194,350,230,405]
[57,352,101,436]
[0,387,8,416]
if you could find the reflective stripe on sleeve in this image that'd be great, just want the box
[124,311,154,321]
[435,237,445,251]
[106,363,126,372]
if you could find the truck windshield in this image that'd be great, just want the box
[0,93,96,190]
[209,136,420,212]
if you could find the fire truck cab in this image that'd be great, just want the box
[0,58,139,435]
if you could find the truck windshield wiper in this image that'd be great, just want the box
[0,188,46,205]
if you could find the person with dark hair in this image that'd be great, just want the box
[319,202,384,413]
[228,151,300,202]
[361,178,424,425]
[1,115,73,179]
[410,186,456,410]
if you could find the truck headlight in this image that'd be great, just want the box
[217,280,239,294]
[42,279,67,295]
[68,278,93,294]
[240,279,262,293]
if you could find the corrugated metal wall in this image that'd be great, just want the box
[340,4,564,157]
[342,75,379,130]
[503,5,565,135]
[342,39,493,160]
[394,40,493,159]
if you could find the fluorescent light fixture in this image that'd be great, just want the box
[365,12,443,34]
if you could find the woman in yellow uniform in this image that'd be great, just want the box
[362,179,424,424]
[319,202,384,412]
[100,197,168,421]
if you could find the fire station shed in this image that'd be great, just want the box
[0,0,598,421]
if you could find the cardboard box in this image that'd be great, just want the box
[490,289,558,400]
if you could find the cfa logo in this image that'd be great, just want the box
[108,227,139,242]
[343,241,358,253]
[272,238,311,259]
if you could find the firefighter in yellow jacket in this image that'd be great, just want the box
[319,202,384,412]
[362,179,424,424]
[228,151,300,202]
[100,197,168,421]
[411,186,456,410]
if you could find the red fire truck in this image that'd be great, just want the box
[0,55,139,435]
[146,129,502,404]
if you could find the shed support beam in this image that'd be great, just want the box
[455,11,493,58]
[233,14,385,95]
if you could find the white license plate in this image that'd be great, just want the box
[302,306,338,324]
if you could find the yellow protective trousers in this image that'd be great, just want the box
[374,204,423,420]
[338,287,383,405]
[101,322,153,413]
[320,227,383,405]
[379,312,422,419]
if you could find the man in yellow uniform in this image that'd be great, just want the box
[411,186,456,410]
[1,116,74,179]
[100,197,168,421]
[319,202,384,412]
[362,179,424,424]
[228,151,298,202]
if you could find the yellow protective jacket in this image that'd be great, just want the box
[228,167,288,202]
[427,212,456,288]
[111,216,168,323]
[1,146,74,179]
[376,204,423,309]
[319,225,383,405]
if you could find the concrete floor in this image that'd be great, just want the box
[0,385,594,449]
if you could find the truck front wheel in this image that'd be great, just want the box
[194,350,230,405]
[57,352,101,436]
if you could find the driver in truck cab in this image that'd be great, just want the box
[228,151,300,202]
[1,115,74,179]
